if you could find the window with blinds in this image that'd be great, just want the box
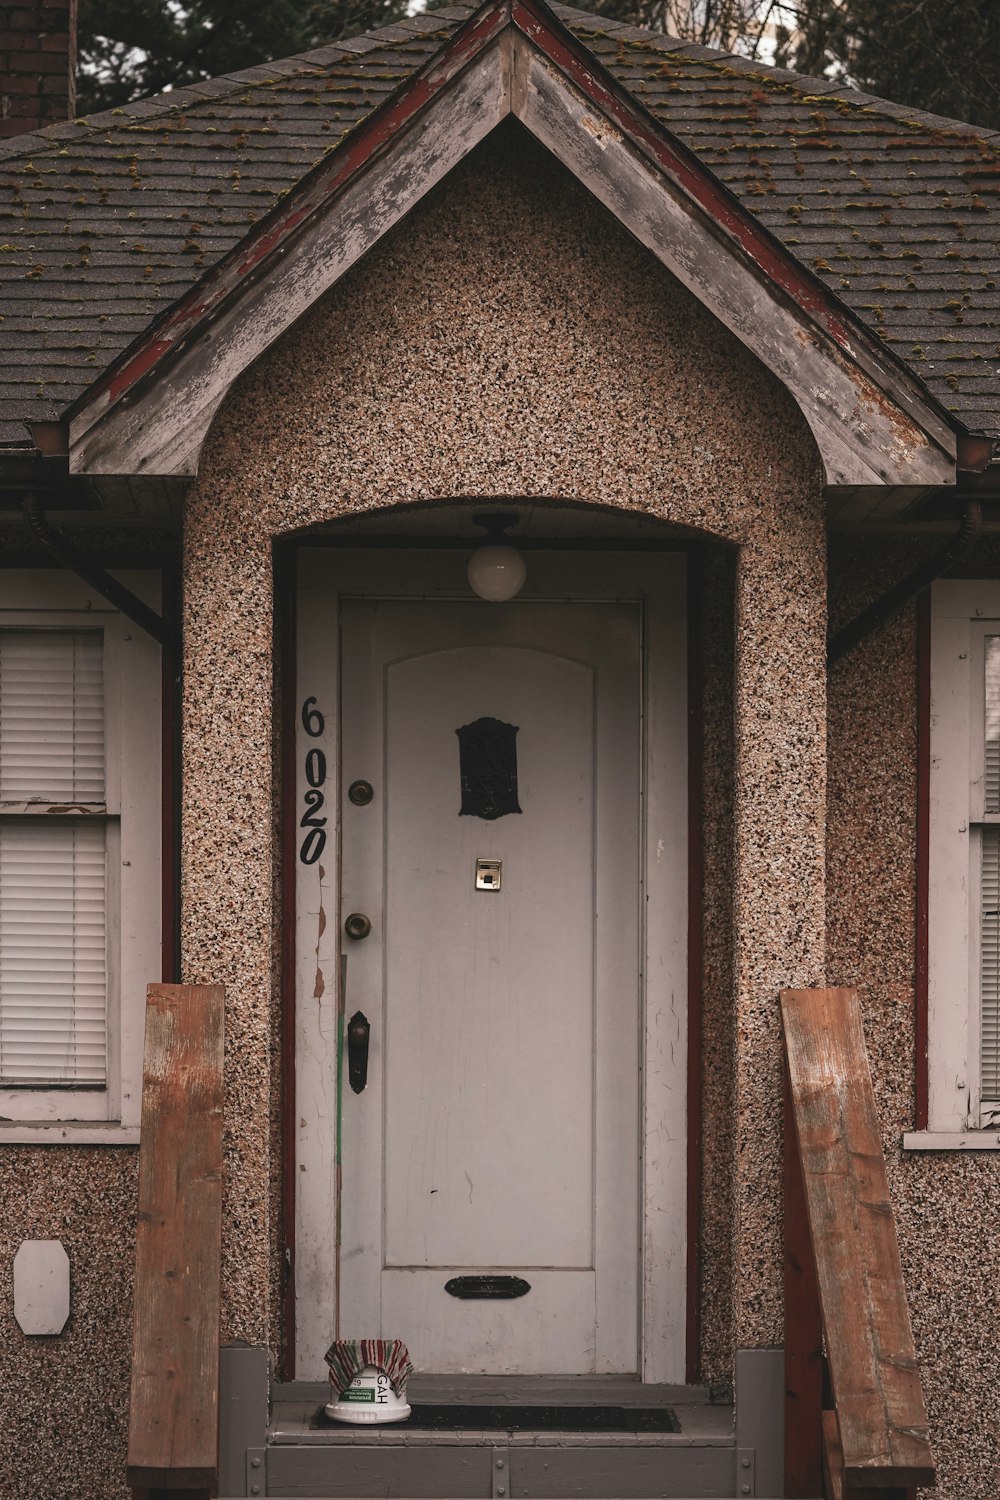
[925,587,1000,1139]
[981,830,1000,1102]
[0,631,108,1087]
[982,637,1000,1104]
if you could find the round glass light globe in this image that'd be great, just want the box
[467,544,527,602]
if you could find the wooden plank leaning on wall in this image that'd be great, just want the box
[128,983,225,1500]
[782,987,935,1500]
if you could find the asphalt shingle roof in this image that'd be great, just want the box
[1,1,998,450]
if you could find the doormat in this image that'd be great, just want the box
[313,1403,680,1432]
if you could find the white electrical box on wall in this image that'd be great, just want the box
[13,1239,70,1335]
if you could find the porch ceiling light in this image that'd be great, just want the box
[467,512,526,602]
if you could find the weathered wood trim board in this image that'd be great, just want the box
[781,987,935,1492]
[127,982,226,1493]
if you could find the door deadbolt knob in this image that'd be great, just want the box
[344,912,372,941]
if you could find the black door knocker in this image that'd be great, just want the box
[456,717,521,820]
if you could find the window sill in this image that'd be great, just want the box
[0,1121,139,1146]
[902,1130,1000,1151]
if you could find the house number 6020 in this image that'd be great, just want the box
[299,697,327,866]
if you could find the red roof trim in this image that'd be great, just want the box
[73,0,939,429]
[85,1,511,410]
[230,3,510,280]
[514,0,857,352]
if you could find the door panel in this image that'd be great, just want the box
[381,1268,598,1374]
[339,602,640,1374]
[384,646,595,1270]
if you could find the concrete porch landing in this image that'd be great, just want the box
[259,1377,739,1498]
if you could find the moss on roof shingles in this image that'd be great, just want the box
[0,0,997,448]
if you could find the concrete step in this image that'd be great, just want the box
[260,1445,739,1498]
[262,1384,738,1498]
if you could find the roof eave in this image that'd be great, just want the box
[65,0,958,495]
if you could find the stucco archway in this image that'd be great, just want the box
[181,130,826,1383]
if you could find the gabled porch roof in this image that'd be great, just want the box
[3,0,1000,516]
[60,0,958,496]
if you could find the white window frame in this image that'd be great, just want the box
[910,580,1000,1150]
[0,570,161,1144]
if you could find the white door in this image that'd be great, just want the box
[339,601,640,1374]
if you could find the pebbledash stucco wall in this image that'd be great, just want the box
[184,123,826,1382]
[0,125,828,1499]
[0,123,993,1500]
[0,1149,138,1499]
[828,537,1000,1500]
[0,529,166,1500]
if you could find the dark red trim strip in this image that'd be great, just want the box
[277,542,299,1378]
[685,546,704,1385]
[914,589,931,1131]
[160,564,181,984]
[513,0,856,350]
[783,1058,824,1498]
[71,0,939,442]
[78,2,509,412]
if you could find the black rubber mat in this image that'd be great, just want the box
[314,1403,680,1432]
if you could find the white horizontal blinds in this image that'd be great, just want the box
[0,630,105,803]
[982,637,1000,1102]
[981,829,1000,1101]
[0,628,109,1087]
[0,821,107,1084]
[985,636,1000,814]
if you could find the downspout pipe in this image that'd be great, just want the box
[828,499,982,666]
[23,492,180,655]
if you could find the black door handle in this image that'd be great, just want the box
[347,1010,370,1094]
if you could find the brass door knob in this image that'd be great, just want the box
[344,912,372,941]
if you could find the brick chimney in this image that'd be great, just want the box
[0,0,78,139]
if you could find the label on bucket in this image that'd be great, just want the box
[341,1387,376,1402]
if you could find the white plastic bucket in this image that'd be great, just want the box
[326,1363,412,1425]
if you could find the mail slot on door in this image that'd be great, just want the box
[444,1275,531,1299]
